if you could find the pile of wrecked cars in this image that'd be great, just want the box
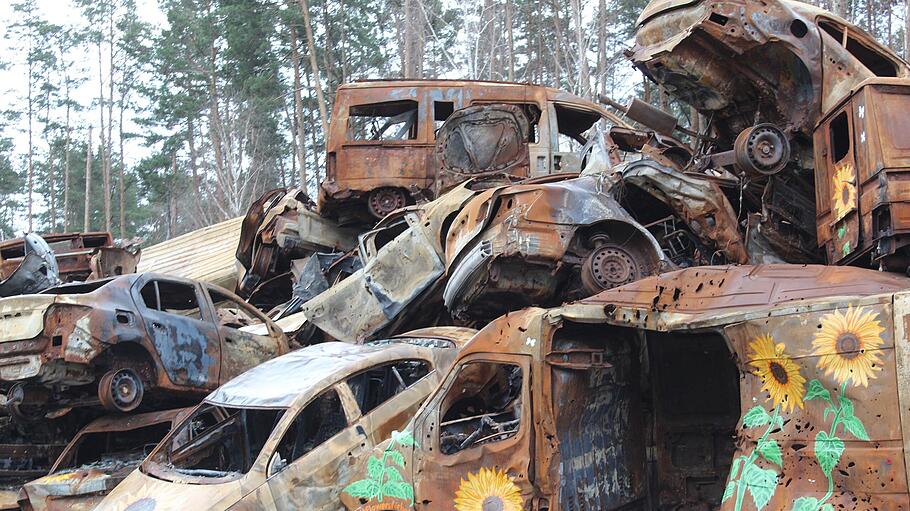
[5,0,910,507]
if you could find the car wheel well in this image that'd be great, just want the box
[95,343,157,384]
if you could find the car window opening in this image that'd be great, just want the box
[439,362,523,455]
[348,100,419,141]
[347,359,431,415]
[271,389,347,473]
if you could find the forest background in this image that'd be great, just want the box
[0,0,905,243]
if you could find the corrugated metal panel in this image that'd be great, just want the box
[137,217,242,291]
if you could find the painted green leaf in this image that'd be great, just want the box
[384,465,404,482]
[382,480,414,503]
[758,438,783,467]
[821,504,834,511]
[343,479,381,499]
[773,414,785,429]
[842,416,869,441]
[815,431,845,476]
[790,496,819,511]
[367,456,383,481]
[805,379,831,403]
[743,406,772,428]
[392,430,415,447]
[729,457,743,481]
[722,481,735,502]
[388,450,406,467]
[743,464,778,510]
[839,395,854,419]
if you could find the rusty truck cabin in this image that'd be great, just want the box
[319,79,622,221]
[342,264,910,511]
[814,78,910,270]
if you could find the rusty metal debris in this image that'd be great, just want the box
[17,408,192,511]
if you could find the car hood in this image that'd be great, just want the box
[92,470,245,511]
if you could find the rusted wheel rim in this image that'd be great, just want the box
[581,245,641,293]
[99,368,144,412]
[367,188,406,219]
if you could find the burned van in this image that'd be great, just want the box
[343,264,910,510]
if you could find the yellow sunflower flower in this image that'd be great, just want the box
[831,163,857,221]
[454,467,523,511]
[812,306,885,387]
[748,334,806,413]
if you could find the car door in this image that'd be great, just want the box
[264,384,371,511]
[411,353,535,510]
[815,101,862,263]
[204,286,285,383]
[134,277,221,389]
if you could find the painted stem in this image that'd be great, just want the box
[813,379,850,510]
[734,407,780,511]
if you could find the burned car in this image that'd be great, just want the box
[93,327,475,511]
[0,234,60,298]
[0,273,288,419]
[17,408,192,511]
[343,264,910,511]
[628,0,910,271]
[319,79,628,222]
[298,182,480,342]
[0,232,139,294]
[444,171,668,320]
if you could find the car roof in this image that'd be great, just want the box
[204,341,445,408]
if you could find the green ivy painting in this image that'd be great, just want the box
[343,430,416,504]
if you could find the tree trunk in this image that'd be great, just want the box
[168,153,178,238]
[63,108,71,233]
[296,0,330,136]
[26,48,34,232]
[905,0,910,59]
[506,0,515,81]
[596,0,607,96]
[84,126,93,231]
[569,0,590,97]
[97,40,111,234]
[290,23,308,188]
[107,9,116,236]
[118,94,126,239]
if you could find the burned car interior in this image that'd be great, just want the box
[551,321,740,509]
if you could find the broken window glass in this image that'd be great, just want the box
[439,362,523,455]
[346,359,431,416]
[347,100,419,141]
[271,389,347,473]
[150,404,284,481]
[140,280,202,320]
[208,289,259,328]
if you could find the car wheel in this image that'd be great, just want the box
[367,187,407,219]
[580,243,643,294]
[98,368,145,412]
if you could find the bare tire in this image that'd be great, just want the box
[99,368,144,412]
[367,187,407,219]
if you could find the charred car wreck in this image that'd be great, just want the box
[0,273,288,420]
[343,264,910,510]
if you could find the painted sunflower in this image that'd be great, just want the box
[831,163,857,221]
[454,467,523,511]
[748,334,806,413]
[812,306,885,387]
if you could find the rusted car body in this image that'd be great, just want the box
[0,232,139,288]
[17,408,192,511]
[319,79,627,222]
[342,264,910,510]
[629,0,910,271]
[0,235,60,298]
[299,183,479,342]
[443,171,669,320]
[0,273,288,418]
[92,328,475,511]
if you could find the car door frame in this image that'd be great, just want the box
[410,352,535,509]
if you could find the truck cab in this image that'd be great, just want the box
[319,80,625,223]
[341,264,910,510]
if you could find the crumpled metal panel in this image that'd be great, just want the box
[622,159,749,263]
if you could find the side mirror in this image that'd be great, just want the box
[267,452,288,477]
